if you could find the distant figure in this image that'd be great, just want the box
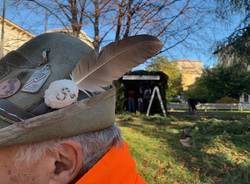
[188,98,198,113]
[128,89,136,112]
[187,98,207,113]
[138,86,144,113]
[138,96,144,113]
[143,88,152,111]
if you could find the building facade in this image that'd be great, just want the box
[0,17,94,58]
[0,16,34,56]
[173,60,203,91]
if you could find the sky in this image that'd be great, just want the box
[167,13,242,68]
[1,0,243,70]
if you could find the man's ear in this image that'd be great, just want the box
[49,140,83,184]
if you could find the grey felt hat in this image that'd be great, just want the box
[0,32,116,147]
[0,32,162,147]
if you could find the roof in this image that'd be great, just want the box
[173,59,203,71]
[122,70,168,82]
[0,16,34,38]
[174,59,202,63]
[122,75,160,80]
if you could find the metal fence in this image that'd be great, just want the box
[167,103,250,111]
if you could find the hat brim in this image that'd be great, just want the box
[0,88,116,147]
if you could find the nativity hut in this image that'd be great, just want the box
[116,70,168,115]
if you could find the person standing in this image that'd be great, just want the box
[143,88,152,112]
[128,89,136,112]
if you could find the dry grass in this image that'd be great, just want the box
[116,113,250,184]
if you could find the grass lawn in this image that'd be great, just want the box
[116,113,250,184]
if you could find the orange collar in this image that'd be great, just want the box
[76,142,146,184]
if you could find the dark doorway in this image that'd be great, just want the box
[116,70,168,115]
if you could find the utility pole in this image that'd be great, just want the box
[44,9,48,32]
[0,0,6,58]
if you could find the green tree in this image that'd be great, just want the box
[147,56,182,101]
[186,63,250,102]
[216,0,250,65]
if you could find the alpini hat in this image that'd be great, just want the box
[0,32,162,147]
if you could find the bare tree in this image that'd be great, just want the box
[10,0,210,53]
[12,0,88,36]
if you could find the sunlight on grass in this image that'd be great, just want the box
[116,113,250,184]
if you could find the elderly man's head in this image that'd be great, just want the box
[0,125,121,184]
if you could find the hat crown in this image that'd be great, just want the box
[0,32,94,110]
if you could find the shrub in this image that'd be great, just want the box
[216,96,238,104]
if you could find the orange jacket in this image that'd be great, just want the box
[76,142,147,184]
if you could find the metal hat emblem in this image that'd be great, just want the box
[0,78,21,98]
[22,65,51,93]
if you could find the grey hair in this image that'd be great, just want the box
[15,125,123,171]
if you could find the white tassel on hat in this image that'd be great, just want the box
[44,80,79,109]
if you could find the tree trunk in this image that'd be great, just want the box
[69,0,80,37]
[93,0,100,52]
[123,0,133,38]
[115,0,126,41]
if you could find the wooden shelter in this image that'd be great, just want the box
[116,70,168,115]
